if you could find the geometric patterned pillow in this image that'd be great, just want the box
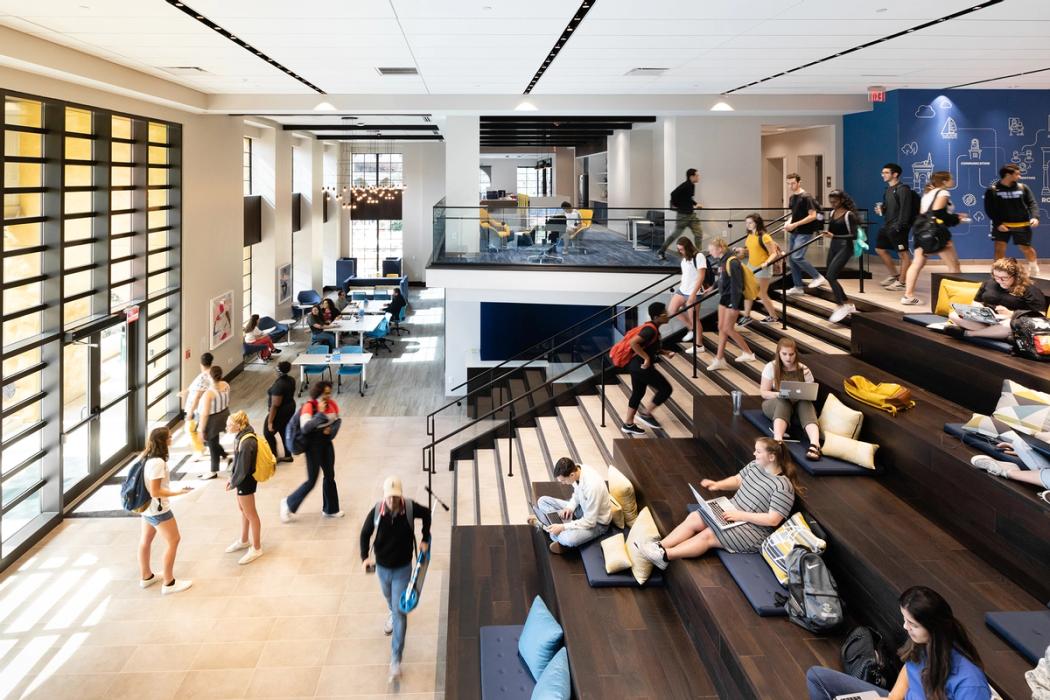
[993,379,1050,434]
[961,413,1011,438]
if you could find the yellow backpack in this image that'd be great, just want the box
[239,433,277,482]
[843,376,916,416]
[725,258,760,301]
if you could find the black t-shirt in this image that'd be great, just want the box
[670,180,696,214]
[788,193,821,235]
[267,374,296,416]
[634,324,662,363]
[975,279,1048,315]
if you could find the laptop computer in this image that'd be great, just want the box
[688,484,746,531]
[530,503,565,528]
[833,692,881,700]
[951,303,1001,325]
[779,380,819,402]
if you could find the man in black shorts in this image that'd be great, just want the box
[873,162,918,291]
[620,302,675,435]
[985,163,1041,276]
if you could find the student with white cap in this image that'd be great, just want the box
[360,476,432,683]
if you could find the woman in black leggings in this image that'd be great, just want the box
[822,189,859,324]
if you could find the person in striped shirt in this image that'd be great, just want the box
[634,437,800,568]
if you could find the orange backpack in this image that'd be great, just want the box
[609,322,658,368]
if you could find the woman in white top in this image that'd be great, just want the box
[244,314,281,360]
[197,365,232,479]
[902,171,967,305]
[760,338,822,460]
[668,236,707,345]
[138,427,194,595]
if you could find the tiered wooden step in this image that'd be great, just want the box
[475,449,503,525]
[613,377,692,438]
[739,309,848,356]
[495,437,531,524]
[537,415,575,467]
[577,394,626,456]
[517,426,552,480]
[665,353,729,396]
[454,459,476,527]
[557,406,608,476]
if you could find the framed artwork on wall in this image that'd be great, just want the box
[209,290,234,350]
[277,263,292,304]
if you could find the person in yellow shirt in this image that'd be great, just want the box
[740,213,782,326]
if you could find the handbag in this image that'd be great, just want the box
[843,375,916,415]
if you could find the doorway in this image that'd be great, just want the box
[764,156,787,209]
[797,154,825,205]
[62,319,136,502]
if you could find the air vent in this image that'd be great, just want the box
[376,67,419,76]
[161,66,208,74]
[626,67,668,76]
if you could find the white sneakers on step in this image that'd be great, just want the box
[706,358,728,371]
[807,275,828,290]
[734,352,757,364]
[682,331,694,342]
[828,304,855,324]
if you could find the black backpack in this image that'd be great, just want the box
[775,547,845,633]
[1010,311,1050,361]
[840,625,901,689]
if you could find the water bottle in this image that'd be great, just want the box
[731,390,742,416]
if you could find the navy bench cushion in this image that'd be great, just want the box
[742,410,877,476]
[579,528,664,588]
[984,610,1050,664]
[943,423,1024,466]
[902,314,1014,353]
[714,550,788,617]
[479,625,536,700]
[902,313,947,327]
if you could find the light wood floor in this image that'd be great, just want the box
[0,289,463,699]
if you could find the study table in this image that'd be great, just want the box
[291,352,372,396]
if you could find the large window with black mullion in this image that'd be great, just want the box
[349,152,402,277]
[0,90,182,567]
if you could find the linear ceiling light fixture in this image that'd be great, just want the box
[165,0,326,93]
[524,0,595,94]
[724,1,1002,94]
[948,64,1050,89]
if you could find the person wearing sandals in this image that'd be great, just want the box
[138,427,194,595]
[760,338,823,460]
[634,437,799,568]
[741,213,781,326]
[224,410,264,565]
[901,171,967,306]
[196,365,231,479]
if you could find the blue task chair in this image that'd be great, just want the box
[298,343,333,396]
[365,315,393,354]
[351,291,368,302]
[293,290,323,325]
[336,345,365,396]
[257,316,288,343]
[391,305,411,336]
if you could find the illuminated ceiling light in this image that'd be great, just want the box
[710,100,734,111]
[515,100,539,111]
[314,101,337,111]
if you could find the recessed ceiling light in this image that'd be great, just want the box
[710,100,734,112]
[515,100,538,111]
[314,101,337,112]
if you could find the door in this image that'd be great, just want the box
[62,319,136,501]
[764,157,787,209]
[797,154,825,205]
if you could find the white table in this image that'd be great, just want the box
[342,300,387,315]
[627,217,652,251]
[291,352,373,396]
[326,315,383,348]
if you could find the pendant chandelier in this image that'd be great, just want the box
[324,135,405,212]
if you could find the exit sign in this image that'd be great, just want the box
[868,86,887,103]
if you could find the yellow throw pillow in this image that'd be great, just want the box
[934,279,981,317]
[600,534,632,574]
[760,512,827,585]
[608,465,638,527]
[993,379,1050,434]
[822,432,879,469]
[624,507,661,585]
[609,496,625,530]
[961,413,1009,438]
[819,393,864,439]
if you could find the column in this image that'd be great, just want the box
[251,126,293,319]
[443,115,480,253]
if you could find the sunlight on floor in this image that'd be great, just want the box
[393,336,439,364]
[406,307,443,327]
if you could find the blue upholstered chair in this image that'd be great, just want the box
[298,343,332,395]
[365,316,393,354]
[336,345,364,395]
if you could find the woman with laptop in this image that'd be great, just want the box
[760,338,823,460]
[806,585,990,700]
[633,437,798,568]
[944,257,1047,342]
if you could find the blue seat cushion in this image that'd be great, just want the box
[579,528,664,588]
[715,550,788,617]
[479,625,535,700]
[985,610,1050,664]
[532,647,571,700]
[902,314,1013,353]
[518,597,563,681]
[742,410,877,476]
[903,313,947,327]
[943,424,1024,466]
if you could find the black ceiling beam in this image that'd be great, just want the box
[314,135,444,141]
[282,124,438,131]
[482,130,614,137]
[524,0,594,94]
[483,116,655,123]
[164,1,325,93]
[726,1,1003,94]
[481,125,630,132]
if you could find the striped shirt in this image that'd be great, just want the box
[207,384,230,413]
[713,462,795,554]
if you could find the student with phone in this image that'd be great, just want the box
[760,338,822,458]
[137,427,194,595]
[529,458,613,554]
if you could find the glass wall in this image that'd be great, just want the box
[0,90,182,568]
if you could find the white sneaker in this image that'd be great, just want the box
[384,613,394,636]
[828,304,851,324]
[686,344,704,354]
[140,574,159,589]
[161,579,193,595]
[322,511,345,518]
[886,281,906,291]
[200,472,217,480]
[631,539,668,570]
[238,547,264,565]
[224,540,250,553]
[280,498,294,523]
[681,331,694,342]
[734,352,757,363]
[879,275,898,288]
[706,358,728,371]
[388,661,401,682]
[970,455,1012,478]
[807,275,828,290]
[785,286,805,296]
[900,296,921,306]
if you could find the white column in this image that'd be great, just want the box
[307,138,325,290]
[444,291,481,396]
[323,144,340,286]
[443,115,480,253]
[252,126,293,319]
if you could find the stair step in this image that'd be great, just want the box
[517,427,551,481]
[507,378,533,416]
[742,310,848,356]
[495,438,531,525]
[600,379,650,439]
[678,345,761,395]
[655,365,695,422]
[537,416,575,467]
[577,394,627,454]
[666,354,728,396]
[475,449,504,525]
[766,301,852,343]
[455,459,476,526]
[557,406,608,478]
[616,377,693,439]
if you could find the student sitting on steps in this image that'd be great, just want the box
[760,337,823,460]
[806,585,991,700]
[944,257,1047,342]
[633,437,798,569]
[529,458,613,555]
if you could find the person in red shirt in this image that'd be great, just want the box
[280,381,343,520]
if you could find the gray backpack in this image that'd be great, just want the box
[776,546,844,633]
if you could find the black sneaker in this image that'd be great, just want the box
[636,413,662,429]
[736,316,753,328]
[657,252,667,261]
[272,348,283,355]
[621,423,645,436]
[760,315,777,324]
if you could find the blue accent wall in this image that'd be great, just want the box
[845,89,1050,259]
[479,302,612,361]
